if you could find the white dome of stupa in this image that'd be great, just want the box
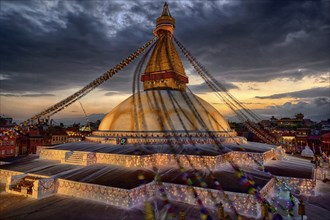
[98,90,231,132]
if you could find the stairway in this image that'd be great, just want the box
[65,151,84,165]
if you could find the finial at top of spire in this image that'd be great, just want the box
[161,2,171,17]
[153,2,176,37]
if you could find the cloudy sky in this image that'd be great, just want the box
[0,0,329,122]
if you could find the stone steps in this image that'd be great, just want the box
[65,152,84,165]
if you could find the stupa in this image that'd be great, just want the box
[0,3,316,220]
[87,3,241,145]
[301,145,314,158]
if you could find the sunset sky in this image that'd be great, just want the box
[0,0,329,122]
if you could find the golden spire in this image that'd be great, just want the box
[153,2,176,37]
[161,2,171,16]
[141,3,188,91]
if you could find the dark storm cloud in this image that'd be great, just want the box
[255,97,330,121]
[173,0,330,83]
[0,0,155,94]
[255,87,330,99]
[189,81,238,93]
[104,91,122,96]
[0,93,55,97]
[0,0,329,95]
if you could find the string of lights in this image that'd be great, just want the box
[18,37,157,127]
[175,37,277,145]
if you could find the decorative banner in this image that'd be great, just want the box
[18,37,157,127]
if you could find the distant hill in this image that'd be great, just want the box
[54,113,105,126]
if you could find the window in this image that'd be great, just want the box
[10,149,14,154]
[1,150,4,155]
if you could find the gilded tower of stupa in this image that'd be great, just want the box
[141,3,188,91]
